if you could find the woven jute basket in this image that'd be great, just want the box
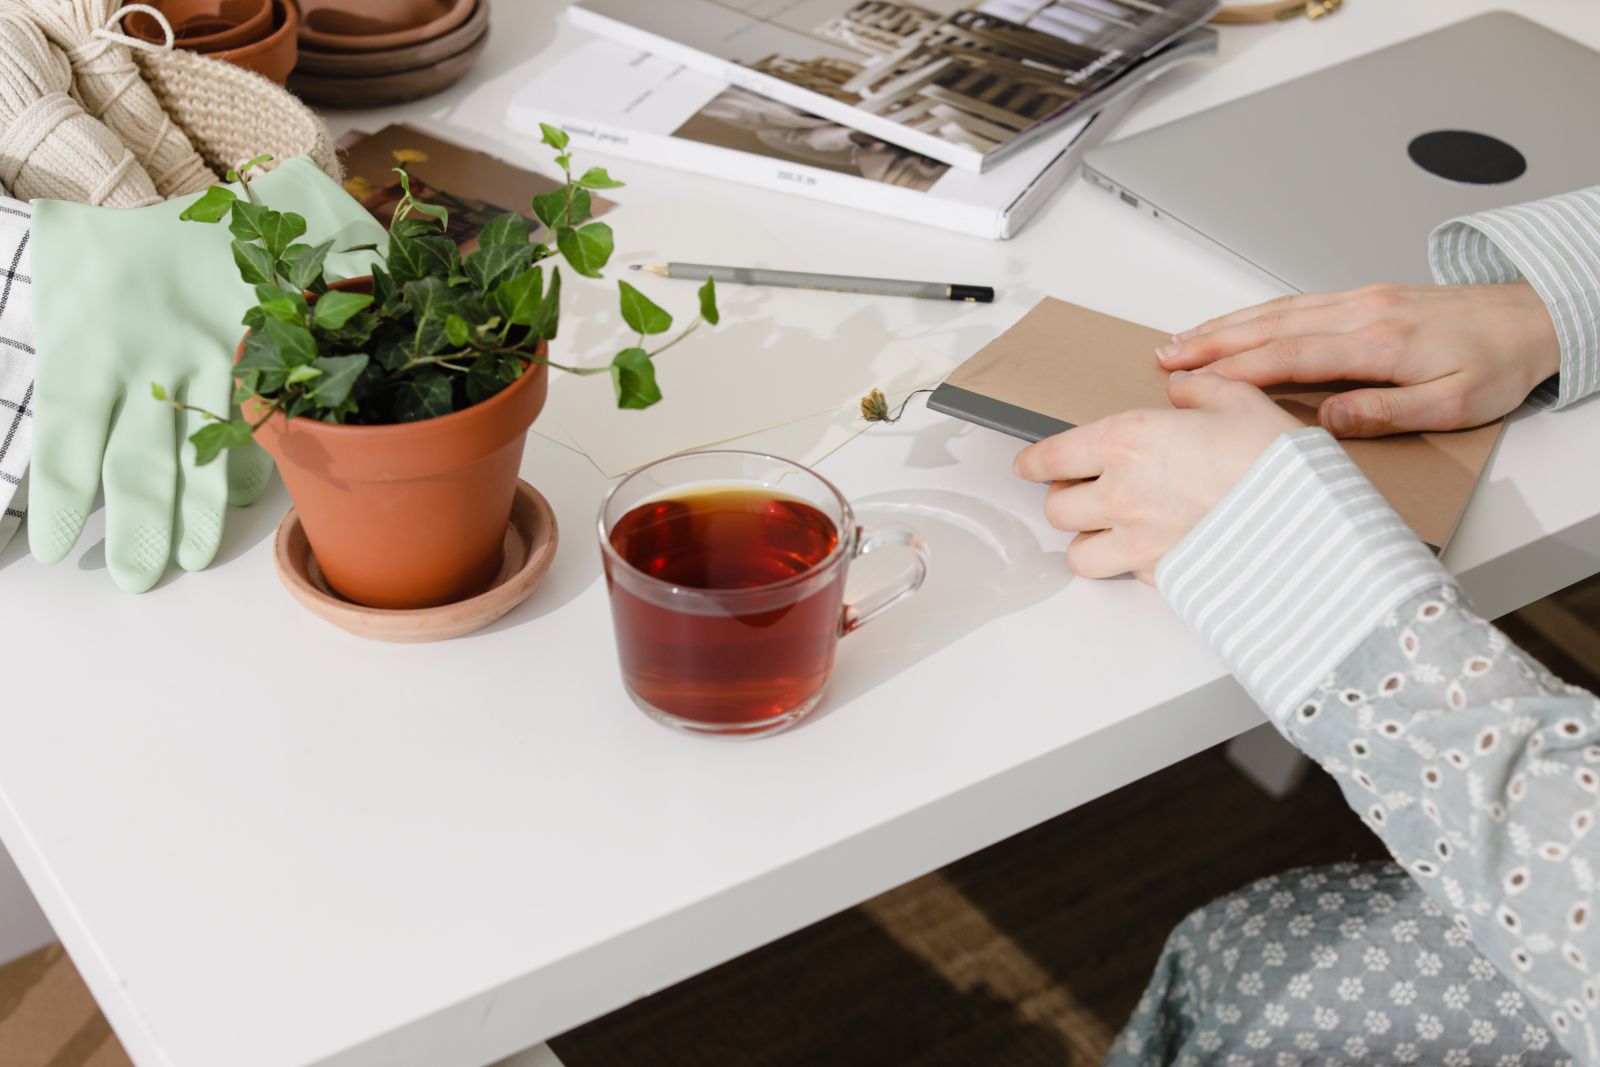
[134,46,340,183]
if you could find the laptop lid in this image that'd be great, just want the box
[1082,12,1600,292]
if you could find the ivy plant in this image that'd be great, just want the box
[155,126,718,465]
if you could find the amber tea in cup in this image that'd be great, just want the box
[599,452,928,737]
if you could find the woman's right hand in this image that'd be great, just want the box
[1155,280,1560,437]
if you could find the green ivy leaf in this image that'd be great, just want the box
[540,122,570,151]
[698,276,720,326]
[393,371,454,422]
[374,331,411,372]
[230,203,306,259]
[233,371,261,404]
[262,317,317,367]
[575,166,624,190]
[264,212,308,259]
[445,314,471,348]
[285,364,323,386]
[531,265,561,340]
[237,324,289,396]
[617,280,672,335]
[391,218,437,240]
[495,266,543,327]
[402,276,460,323]
[238,330,284,370]
[372,265,400,312]
[228,200,266,242]
[283,240,334,292]
[252,282,305,318]
[150,382,169,401]
[232,240,276,285]
[476,212,530,248]
[388,232,459,284]
[231,154,273,181]
[465,353,523,404]
[179,186,238,223]
[310,354,368,408]
[465,241,535,293]
[610,347,661,409]
[557,222,613,278]
[314,290,374,330]
[531,187,591,231]
[190,420,254,467]
[330,310,377,348]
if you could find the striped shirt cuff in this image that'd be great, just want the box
[1429,186,1600,409]
[1155,427,1455,727]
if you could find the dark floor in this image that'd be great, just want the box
[7,579,1600,1067]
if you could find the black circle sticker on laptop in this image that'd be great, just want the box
[1408,130,1527,185]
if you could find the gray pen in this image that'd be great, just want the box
[630,262,995,303]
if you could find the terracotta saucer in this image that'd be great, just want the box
[287,24,488,107]
[273,479,558,642]
[294,0,488,77]
[298,0,474,53]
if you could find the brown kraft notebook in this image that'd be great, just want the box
[929,297,1503,550]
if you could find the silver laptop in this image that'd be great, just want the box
[1082,12,1600,292]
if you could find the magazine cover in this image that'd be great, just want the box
[568,0,1219,173]
[502,34,1213,237]
[337,125,616,250]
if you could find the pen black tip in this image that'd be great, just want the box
[950,284,995,303]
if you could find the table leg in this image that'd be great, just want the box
[1225,722,1310,799]
[0,839,53,968]
[492,1043,567,1067]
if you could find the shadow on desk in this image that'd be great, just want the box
[0,522,28,576]
[820,488,1070,718]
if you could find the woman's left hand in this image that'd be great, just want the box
[1014,371,1301,582]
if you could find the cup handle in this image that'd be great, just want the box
[840,525,929,636]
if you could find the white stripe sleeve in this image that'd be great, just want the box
[1155,427,1454,728]
[1429,186,1600,410]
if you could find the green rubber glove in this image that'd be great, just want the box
[29,157,387,593]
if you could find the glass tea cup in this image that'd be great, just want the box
[598,452,929,738]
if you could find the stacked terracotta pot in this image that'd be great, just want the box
[127,0,300,84]
[288,0,491,108]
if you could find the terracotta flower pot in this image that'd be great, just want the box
[240,278,549,610]
[211,0,299,84]
[126,0,274,53]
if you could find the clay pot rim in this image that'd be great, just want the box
[124,0,274,52]
[237,276,549,441]
[293,0,488,76]
[213,0,298,61]
[299,0,476,54]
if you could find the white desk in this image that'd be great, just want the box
[5,3,1600,1066]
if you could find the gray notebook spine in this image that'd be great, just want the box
[926,384,1074,444]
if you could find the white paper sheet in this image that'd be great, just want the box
[537,195,956,476]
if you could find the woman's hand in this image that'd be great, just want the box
[1014,372,1300,583]
[1155,281,1560,438]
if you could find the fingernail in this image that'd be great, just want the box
[1325,404,1352,435]
[1170,369,1190,381]
[1155,343,1177,364]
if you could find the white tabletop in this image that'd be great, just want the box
[6,3,1600,1066]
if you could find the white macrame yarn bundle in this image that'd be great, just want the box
[0,7,161,207]
[0,0,337,211]
[19,0,213,198]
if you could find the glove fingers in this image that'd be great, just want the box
[102,391,178,593]
[226,429,275,508]
[27,389,112,565]
[173,388,230,573]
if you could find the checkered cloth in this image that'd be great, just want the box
[0,185,34,554]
